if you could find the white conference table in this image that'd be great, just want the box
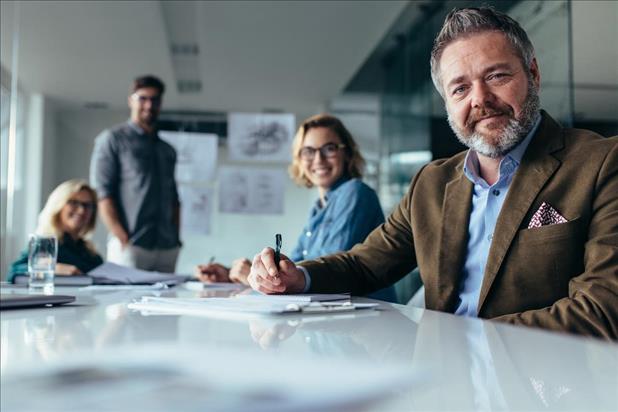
[1,283,617,411]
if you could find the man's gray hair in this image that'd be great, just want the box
[430,7,536,98]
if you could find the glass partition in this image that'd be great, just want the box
[375,0,573,211]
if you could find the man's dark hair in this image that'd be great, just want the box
[131,75,165,95]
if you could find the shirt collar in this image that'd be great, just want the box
[463,113,541,186]
[314,175,351,209]
[128,120,158,137]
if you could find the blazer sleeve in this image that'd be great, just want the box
[301,170,424,295]
[493,138,618,340]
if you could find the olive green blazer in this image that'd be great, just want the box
[303,111,618,340]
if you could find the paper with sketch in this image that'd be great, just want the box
[159,131,218,182]
[2,343,415,412]
[88,262,189,285]
[218,166,285,214]
[227,112,295,162]
[178,185,213,235]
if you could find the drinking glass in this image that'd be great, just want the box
[28,234,58,294]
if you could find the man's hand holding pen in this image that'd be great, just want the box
[248,247,306,294]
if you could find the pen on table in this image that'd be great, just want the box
[274,234,282,271]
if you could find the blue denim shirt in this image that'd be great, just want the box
[291,177,397,302]
[455,115,541,316]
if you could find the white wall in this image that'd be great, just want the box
[50,107,317,274]
[52,107,128,257]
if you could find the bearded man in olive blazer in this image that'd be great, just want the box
[247,8,618,340]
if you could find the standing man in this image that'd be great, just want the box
[247,7,618,339]
[90,75,181,272]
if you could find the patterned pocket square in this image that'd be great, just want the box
[528,202,568,229]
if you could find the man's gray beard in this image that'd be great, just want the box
[447,82,541,159]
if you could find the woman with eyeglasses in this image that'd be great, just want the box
[8,179,104,282]
[195,114,397,302]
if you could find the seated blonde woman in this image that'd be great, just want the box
[8,179,103,282]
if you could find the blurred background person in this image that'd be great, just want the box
[195,114,397,302]
[89,75,181,273]
[8,179,103,282]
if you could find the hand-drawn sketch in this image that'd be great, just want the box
[159,131,218,182]
[219,166,285,214]
[227,113,295,162]
[178,185,213,235]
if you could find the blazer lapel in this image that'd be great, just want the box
[435,170,473,312]
[477,112,564,313]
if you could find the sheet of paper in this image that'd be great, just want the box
[227,112,295,162]
[177,185,213,235]
[128,296,299,317]
[235,293,351,302]
[80,283,169,291]
[218,166,285,214]
[158,131,218,183]
[183,281,247,291]
[128,296,376,320]
[88,262,189,285]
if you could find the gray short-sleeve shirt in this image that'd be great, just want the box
[90,121,180,249]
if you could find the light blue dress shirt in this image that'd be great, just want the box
[455,116,541,316]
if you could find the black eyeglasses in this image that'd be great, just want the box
[67,199,96,211]
[131,93,162,106]
[299,143,346,161]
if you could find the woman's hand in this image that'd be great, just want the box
[55,263,83,276]
[194,263,231,283]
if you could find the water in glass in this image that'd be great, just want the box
[28,235,58,294]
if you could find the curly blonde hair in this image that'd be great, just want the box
[36,179,98,253]
[289,114,365,188]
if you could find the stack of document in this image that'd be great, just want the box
[10,263,190,287]
[128,294,378,319]
[12,274,93,286]
[88,262,190,285]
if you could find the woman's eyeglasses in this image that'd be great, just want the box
[299,143,346,161]
[67,199,96,211]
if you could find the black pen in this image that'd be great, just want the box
[274,233,282,270]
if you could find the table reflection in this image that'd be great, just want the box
[246,307,418,364]
[1,290,180,373]
[406,310,618,411]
